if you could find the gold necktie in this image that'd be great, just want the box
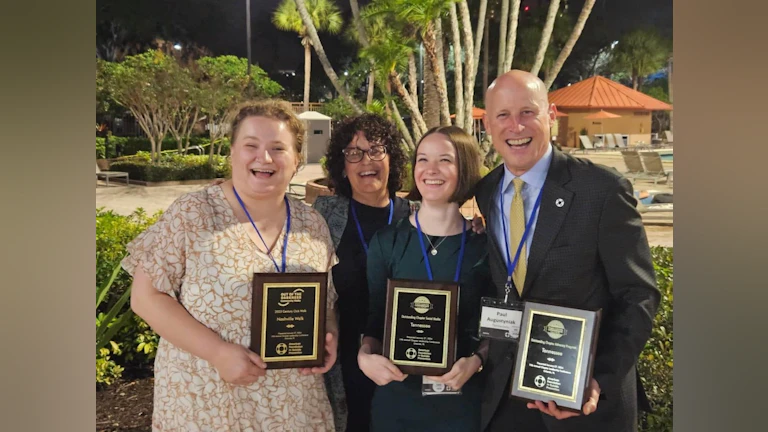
[509,178,527,295]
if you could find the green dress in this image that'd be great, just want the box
[364,217,494,432]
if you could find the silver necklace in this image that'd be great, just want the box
[426,235,448,255]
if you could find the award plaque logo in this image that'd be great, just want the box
[534,375,546,388]
[410,296,434,314]
[405,347,417,359]
[543,320,567,339]
[275,343,288,355]
[277,288,304,307]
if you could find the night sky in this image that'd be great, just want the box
[97,0,672,86]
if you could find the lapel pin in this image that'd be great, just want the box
[555,198,565,208]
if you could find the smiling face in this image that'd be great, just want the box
[344,131,391,199]
[483,70,557,176]
[230,115,299,200]
[413,133,459,204]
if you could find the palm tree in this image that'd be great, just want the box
[349,0,377,106]
[292,0,363,113]
[544,0,597,89]
[368,0,454,125]
[272,0,343,111]
[529,0,561,76]
[610,28,670,90]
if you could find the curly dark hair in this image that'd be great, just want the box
[325,113,408,199]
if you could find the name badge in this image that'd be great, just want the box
[478,297,523,341]
[422,375,462,396]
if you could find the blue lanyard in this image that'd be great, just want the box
[350,199,393,255]
[499,173,544,299]
[233,187,291,273]
[415,211,467,283]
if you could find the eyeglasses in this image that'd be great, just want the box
[342,145,388,163]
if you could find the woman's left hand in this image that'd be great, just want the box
[425,354,481,391]
[300,332,337,375]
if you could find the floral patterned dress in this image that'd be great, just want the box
[122,185,338,431]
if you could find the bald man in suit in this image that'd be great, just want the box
[473,70,660,432]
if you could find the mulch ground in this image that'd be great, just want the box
[96,368,154,432]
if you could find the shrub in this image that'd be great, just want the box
[109,153,231,182]
[96,208,162,383]
[96,137,106,159]
[638,246,673,432]
[96,136,229,159]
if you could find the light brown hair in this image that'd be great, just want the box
[407,126,482,205]
[229,99,306,167]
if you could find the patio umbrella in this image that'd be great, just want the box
[584,109,621,140]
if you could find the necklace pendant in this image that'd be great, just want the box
[431,249,438,256]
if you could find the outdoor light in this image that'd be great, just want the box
[344,71,348,76]
[173,43,182,50]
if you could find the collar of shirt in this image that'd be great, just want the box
[500,143,553,195]
[492,144,554,261]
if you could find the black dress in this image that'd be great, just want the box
[364,218,494,432]
[332,197,411,432]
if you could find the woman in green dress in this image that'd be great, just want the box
[358,126,493,431]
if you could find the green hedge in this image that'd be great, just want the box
[96,136,231,159]
[638,246,674,432]
[96,208,162,384]
[109,152,231,182]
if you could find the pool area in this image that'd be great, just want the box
[655,149,673,161]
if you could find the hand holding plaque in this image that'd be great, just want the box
[510,301,602,413]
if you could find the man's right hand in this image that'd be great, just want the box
[357,351,408,386]
[210,342,268,386]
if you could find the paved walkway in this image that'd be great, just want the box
[96,152,673,247]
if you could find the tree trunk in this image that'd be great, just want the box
[349,0,369,47]
[668,55,673,132]
[408,53,419,107]
[497,0,510,77]
[544,0,596,89]
[303,40,311,112]
[503,0,521,72]
[350,0,375,107]
[423,51,440,129]
[390,71,427,139]
[433,20,452,126]
[472,0,488,76]
[483,14,489,91]
[458,0,476,134]
[391,100,415,151]
[449,3,464,128]
[632,68,639,90]
[530,0,560,77]
[293,0,363,114]
[366,69,375,106]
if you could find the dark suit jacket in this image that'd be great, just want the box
[474,147,660,432]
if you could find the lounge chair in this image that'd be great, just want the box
[663,130,673,145]
[578,135,599,153]
[96,162,129,187]
[620,151,647,183]
[613,134,628,149]
[639,152,673,185]
[604,133,619,151]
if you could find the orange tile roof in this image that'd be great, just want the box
[548,75,673,110]
[451,106,486,119]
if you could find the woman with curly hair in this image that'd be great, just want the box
[313,113,413,431]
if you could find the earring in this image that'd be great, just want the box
[342,171,347,178]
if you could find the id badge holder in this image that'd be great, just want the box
[422,376,462,396]
[478,296,524,341]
